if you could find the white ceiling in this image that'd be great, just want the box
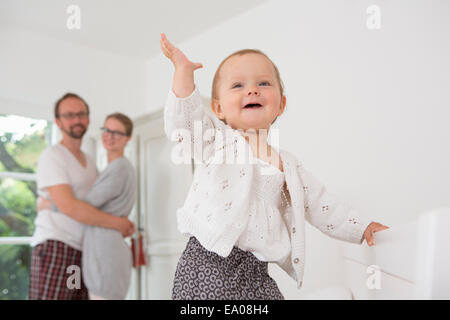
[0,0,267,60]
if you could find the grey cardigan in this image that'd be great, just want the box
[81,156,137,299]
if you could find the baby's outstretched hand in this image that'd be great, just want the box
[160,33,203,71]
[363,222,389,246]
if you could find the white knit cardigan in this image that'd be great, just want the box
[164,86,373,288]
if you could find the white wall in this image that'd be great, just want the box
[145,0,450,299]
[0,25,149,137]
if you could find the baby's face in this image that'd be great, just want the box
[212,53,286,131]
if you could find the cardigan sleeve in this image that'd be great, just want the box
[164,85,217,163]
[298,165,373,245]
[83,160,124,209]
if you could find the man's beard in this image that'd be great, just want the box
[61,124,87,139]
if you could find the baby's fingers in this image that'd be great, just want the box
[366,232,374,246]
[160,37,172,58]
[160,33,176,54]
[363,226,374,246]
[373,223,389,233]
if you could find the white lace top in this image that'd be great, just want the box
[236,158,291,263]
[164,85,373,288]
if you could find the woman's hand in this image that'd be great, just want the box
[160,33,202,98]
[36,197,52,212]
[363,222,389,246]
[160,33,203,71]
[116,216,135,238]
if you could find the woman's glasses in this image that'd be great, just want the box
[100,127,128,138]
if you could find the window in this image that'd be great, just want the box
[0,114,53,300]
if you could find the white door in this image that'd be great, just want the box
[134,111,192,300]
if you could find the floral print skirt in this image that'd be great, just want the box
[172,236,284,300]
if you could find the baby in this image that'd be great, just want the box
[161,33,389,300]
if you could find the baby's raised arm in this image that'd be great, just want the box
[161,34,217,164]
[160,33,203,98]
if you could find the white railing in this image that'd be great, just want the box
[0,237,33,245]
[340,207,450,299]
[0,171,36,181]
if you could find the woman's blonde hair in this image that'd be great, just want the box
[105,112,133,136]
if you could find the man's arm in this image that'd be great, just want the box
[46,184,134,237]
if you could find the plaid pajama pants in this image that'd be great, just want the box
[29,240,89,300]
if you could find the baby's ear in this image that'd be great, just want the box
[211,99,226,120]
[278,95,287,116]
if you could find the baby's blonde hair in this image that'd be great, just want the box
[211,49,285,99]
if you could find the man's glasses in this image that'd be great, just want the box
[100,127,128,138]
[57,112,89,120]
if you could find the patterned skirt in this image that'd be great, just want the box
[172,236,284,300]
[29,240,89,300]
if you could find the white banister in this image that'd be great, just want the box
[0,237,33,245]
[0,172,36,181]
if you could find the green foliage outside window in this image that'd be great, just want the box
[0,114,52,300]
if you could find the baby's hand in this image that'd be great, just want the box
[363,222,389,246]
[160,33,203,71]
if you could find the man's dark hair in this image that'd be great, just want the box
[54,93,90,118]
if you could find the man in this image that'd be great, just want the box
[29,93,135,300]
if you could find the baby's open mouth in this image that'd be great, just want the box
[243,103,262,109]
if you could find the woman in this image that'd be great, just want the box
[39,112,137,300]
